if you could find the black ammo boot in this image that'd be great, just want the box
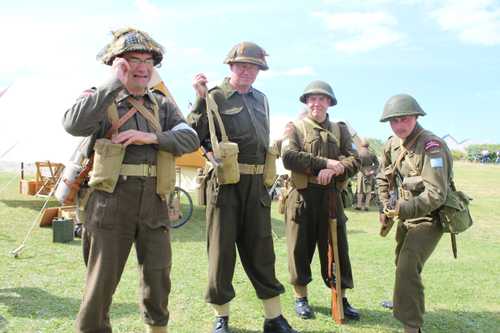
[263,314,298,333]
[342,298,360,320]
[213,316,231,333]
[295,297,314,319]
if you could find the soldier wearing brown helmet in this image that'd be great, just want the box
[355,138,379,211]
[281,80,361,321]
[63,28,200,333]
[376,94,453,333]
[188,42,297,333]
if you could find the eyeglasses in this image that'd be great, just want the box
[126,57,155,66]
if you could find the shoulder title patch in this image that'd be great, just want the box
[80,89,95,97]
[424,139,441,151]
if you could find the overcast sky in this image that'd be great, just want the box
[1,0,499,161]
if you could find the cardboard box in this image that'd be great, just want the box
[39,207,59,227]
[19,180,40,196]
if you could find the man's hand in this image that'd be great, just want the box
[193,73,208,98]
[317,169,336,185]
[326,159,345,176]
[111,130,158,147]
[112,57,130,86]
[383,207,399,219]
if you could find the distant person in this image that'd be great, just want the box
[188,41,297,333]
[281,80,361,321]
[355,139,379,211]
[376,94,453,333]
[496,151,500,164]
[63,28,200,333]
[481,149,490,163]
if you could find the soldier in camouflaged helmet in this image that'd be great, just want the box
[64,28,199,333]
[376,94,453,333]
[97,27,164,66]
[188,42,298,333]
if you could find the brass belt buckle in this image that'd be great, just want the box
[143,164,153,177]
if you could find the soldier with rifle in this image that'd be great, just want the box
[376,94,453,333]
[281,80,361,322]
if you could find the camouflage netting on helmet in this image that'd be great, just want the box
[224,41,269,70]
[97,28,164,66]
[380,94,426,122]
[300,80,337,106]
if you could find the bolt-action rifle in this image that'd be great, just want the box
[327,186,344,324]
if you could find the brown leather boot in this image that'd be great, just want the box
[146,325,167,333]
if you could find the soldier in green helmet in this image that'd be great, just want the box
[188,42,297,333]
[63,28,200,333]
[376,94,453,333]
[281,80,361,321]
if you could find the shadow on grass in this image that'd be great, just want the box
[0,232,15,243]
[313,305,500,332]
[0,199,59,211]
[0,287,137,319]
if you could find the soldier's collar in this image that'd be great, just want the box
[304,114,330,129]
[222,77,255,98]
[116,89,154,105]
[402,123,424,149]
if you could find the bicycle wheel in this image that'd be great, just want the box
[168,186,193,228]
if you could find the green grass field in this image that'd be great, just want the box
[0,162,499,333]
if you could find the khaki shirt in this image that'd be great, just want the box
[63,78,200,163]
[281,115,360,181]
[187,78,270,164]
[376,123,453,220]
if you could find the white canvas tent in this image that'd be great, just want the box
[0,78,82,166]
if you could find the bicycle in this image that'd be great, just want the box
[167,168,194,229]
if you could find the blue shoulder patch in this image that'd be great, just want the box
[430,157,444,168]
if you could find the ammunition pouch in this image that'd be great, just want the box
[263,145,279,187]
[76,186,93,224]
[438,190,473,234]
[88,138,125,193]
[214,141,240,184]
[156,151,176,198]
[291,171,308,190]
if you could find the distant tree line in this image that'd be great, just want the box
[463,144,500,163]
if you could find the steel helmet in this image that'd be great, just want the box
[224,41,269,70]
[299,80,337,106]
[380,94,426,122]
[97,27,164,66]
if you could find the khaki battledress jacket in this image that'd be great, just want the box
[376,123,453,328]
[63,77,199,332]
[281,115,360,288]
[187,78,284,305]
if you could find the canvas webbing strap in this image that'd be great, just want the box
[205,92,230,154]
[105,105,137,138]
[394,129,424,175]
[127,97,162,133]
[302,117,341,147]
